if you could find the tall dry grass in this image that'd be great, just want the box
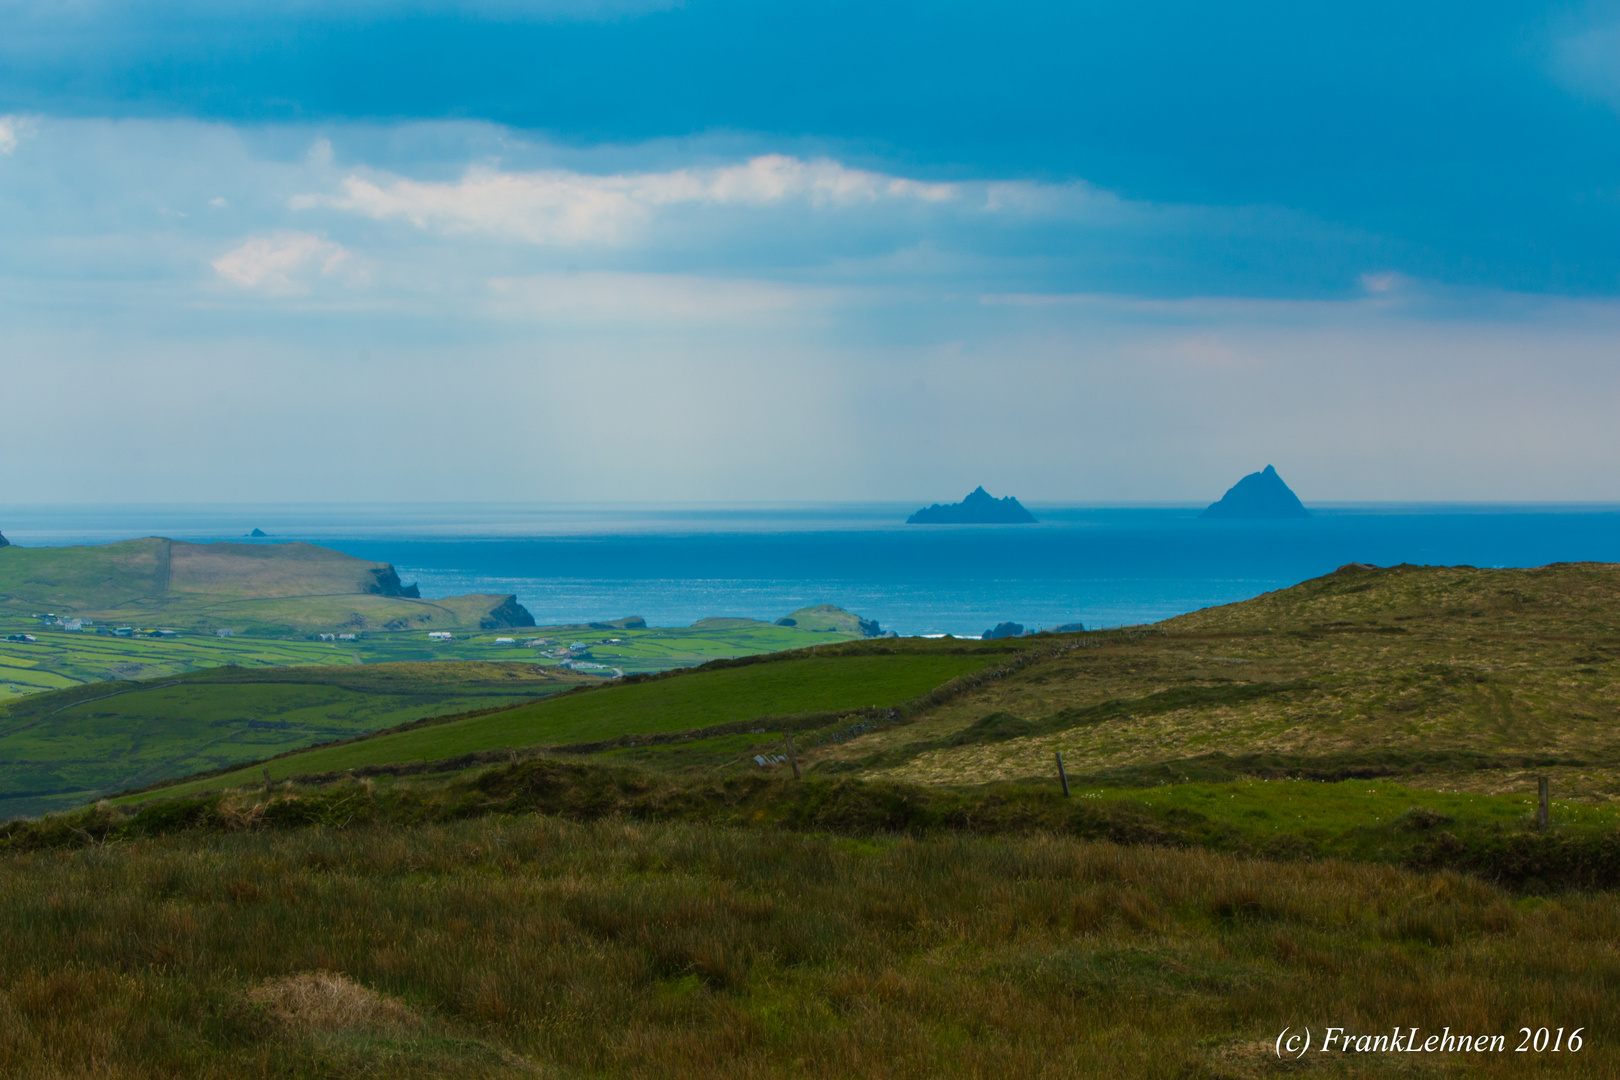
[0,817,1612,1078]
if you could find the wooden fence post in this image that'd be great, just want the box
[1537,776,1550,830]
[786,736,801,780]
[263,767,272,794]
[1055,751,1070,798]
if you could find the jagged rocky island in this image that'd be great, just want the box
[908,487,1037,524]
[1201,465,1309,519]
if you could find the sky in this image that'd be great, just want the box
[4,0,1620,504]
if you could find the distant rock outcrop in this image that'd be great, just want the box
[248,528,268,537]
[982,622,1025,639]
[908,487,1037,524]
[1201,465,1309,519]
[0,531,8,548]
[479,596,537,629]
[366,565,421,598]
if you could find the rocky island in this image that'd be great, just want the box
[908,487,1037,524]
[1201,464,1309,519]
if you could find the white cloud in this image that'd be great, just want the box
[211,231,355,295]
[294,154,957,245]
[0,114,30,154]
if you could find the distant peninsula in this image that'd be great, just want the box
[1201,465,1309,519]
[0,530,8,548]
[908,487,1037,524]
[0,537,532,633]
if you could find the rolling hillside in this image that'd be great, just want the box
[0,537,532,635]
[134,643,1008,799]
[10,563,1620,1079]
[89,560,1620,886]
[0,662,592,818]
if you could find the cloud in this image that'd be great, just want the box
[0,113,30,154]
[294,154,957,245]
[211,231,355,295]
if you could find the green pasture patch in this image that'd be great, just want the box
[0,614,365,692]
[0,615,850,701]
[376,619,869,675]
[1084,778,1620,861]
[136,650,999,798]
[0,662,576,820]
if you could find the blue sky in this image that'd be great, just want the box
[4,1,1620,503]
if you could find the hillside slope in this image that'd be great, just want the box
[0,538,532,634]
[0,662,589,818]
[813,562,1620,799]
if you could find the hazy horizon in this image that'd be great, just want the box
[6,3,1620,504]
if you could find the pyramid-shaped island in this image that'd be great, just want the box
[1201,465,1309,519]
[907,487,1037,524]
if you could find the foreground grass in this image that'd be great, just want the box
[0,814,1612,1078]
[23,755,1620,892]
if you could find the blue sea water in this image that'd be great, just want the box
[3,503,1620,637]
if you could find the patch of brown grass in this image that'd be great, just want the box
[248,971,420,1034]
[812,564,1620,798]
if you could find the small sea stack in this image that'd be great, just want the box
[908,487,1037,524]
[0,530,9,548]
[1201,465,1309,519]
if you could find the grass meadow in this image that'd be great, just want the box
[0,815,1610,1079]
[139,648,1003,799]
[5,564,1620,1075]
[0,663,590,820]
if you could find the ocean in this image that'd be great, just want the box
[4,503,1619,637]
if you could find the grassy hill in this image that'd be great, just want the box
[0,662,591,819]
[0,538,530,635]
[132,643,1007,799]
[5,564,1620,1076]
[95,560,1620,880]
[816,562,1620,800]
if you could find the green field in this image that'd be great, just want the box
[138,647,1001,798]
[0,605,873,701]
[112,561,1620,874]
[0,662,589,819]
[8,565,1620,1077]
[0,616,366,701]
